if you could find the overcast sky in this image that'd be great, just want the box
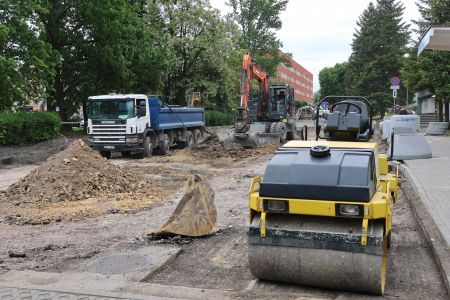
[209,0,421,92]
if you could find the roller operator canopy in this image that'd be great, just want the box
[418,25,450,55]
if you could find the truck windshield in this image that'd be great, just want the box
[89,99,135,119]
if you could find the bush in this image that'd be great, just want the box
[205,110,233,126]
[0,112,61,145]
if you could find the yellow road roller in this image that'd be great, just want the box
[248,96,398,294]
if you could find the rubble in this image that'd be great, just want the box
[190,134,276,159]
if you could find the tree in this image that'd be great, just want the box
[0,0,55,111]
[401,0,450,121]
[318,62,349,98]
[228,0,291,76]
[348,0,410,117]
[31,0,172,120]
[159,0,239,107]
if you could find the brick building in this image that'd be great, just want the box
[273,52,314,104]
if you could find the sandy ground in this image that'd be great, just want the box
[0,128,447,299]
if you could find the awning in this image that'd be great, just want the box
[418,25,450,55]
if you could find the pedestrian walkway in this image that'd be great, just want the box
[405,135,450,246]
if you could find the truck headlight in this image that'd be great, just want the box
[337,204,362,217]
[264,200,288,212]
[126,137,140,143]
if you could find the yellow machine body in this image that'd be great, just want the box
[248,140,398,294]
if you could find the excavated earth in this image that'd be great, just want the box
[0,128,447,299]
[0,140,183,225]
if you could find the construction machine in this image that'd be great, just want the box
[231,52,302,148]
[248,96,399,294]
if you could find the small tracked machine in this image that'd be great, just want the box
[247,96,399,294]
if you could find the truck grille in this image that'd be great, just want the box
[91,125,126,143]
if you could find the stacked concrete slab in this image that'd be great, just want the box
[425,122,449,136]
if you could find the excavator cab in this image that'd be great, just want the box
[268,84,294,120]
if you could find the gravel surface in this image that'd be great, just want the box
[0,137,69,166]
[0,130,447,299]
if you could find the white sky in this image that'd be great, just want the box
[209,0,421,92]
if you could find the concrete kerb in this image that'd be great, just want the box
[399,163,450,295]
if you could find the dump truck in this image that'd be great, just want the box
[248,96,398,294]
[231,52,304,148]
[87,94,205,158]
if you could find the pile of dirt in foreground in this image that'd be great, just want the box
[2,140,138,203]
[190,134,278,159]
[0,140,182,225]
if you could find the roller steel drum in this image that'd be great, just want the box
[248,214,387,295]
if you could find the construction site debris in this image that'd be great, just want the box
[191,134,277,159]
[0,140,183,225]
[2,140,139,203]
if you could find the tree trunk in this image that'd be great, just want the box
[380,108,385,119]
[445,101,449,123]
[438,99,443,122]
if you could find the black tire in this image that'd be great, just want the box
[286,131,294,141]
[100,151,111,159]
[193,129,202,144]
[121,151,131,158]
[143,135,153,158]
[158,133,170,155]
[181,131,194,148]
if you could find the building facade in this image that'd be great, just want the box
[273,52,314,104]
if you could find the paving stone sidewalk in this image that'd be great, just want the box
[405,135,450,246]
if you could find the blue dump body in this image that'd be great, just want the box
[148,96,205,130]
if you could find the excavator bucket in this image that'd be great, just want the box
[152,175,216,237]
[231,123,280,148]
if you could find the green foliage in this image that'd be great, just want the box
[401,0,450,104]
[0,112,60,145]
[205,110,233,126]
[318,62,350,97]
[294,100,309,107]
[0,1,55,111]
[347,0,410,117]
[160,0,239,109]
[228,0,291,76]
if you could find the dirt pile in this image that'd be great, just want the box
[2,140,139,203]
[190,134,279,160]
[0,140,185,225]
[190,135,246,159]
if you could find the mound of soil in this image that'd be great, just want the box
[2,140,138,203]
[190,134,279,160]
[190,135,246,159]
[0,140,184,225]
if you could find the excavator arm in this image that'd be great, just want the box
[239,52,269,120]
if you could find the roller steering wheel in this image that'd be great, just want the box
[332,101,362,115]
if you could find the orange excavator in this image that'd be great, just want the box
[231,52,302,148]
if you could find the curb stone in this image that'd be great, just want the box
[400,164,450,296]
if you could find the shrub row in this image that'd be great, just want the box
[205,110,234,126]
[0,112,61,145]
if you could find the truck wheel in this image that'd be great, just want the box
[193,129,202,144]
[143,135,153,158]
[182,131,194,148]
[100,151,111,159]
[158,134,170,155]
